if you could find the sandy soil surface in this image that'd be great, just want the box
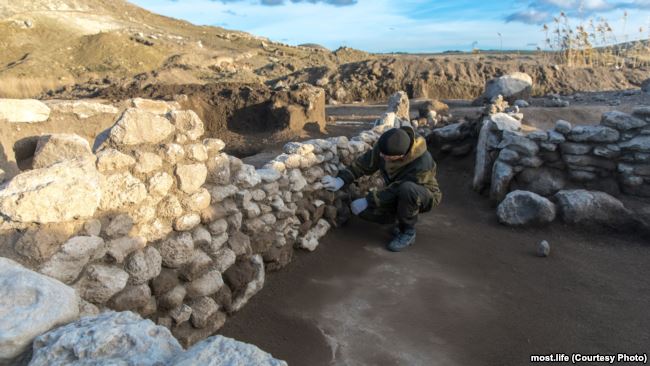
[220,155,650,366]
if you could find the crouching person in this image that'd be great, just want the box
[321,126,442,252]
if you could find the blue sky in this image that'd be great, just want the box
[131,0,650,52]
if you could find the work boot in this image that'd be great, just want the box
[387,228,416,252]
[389,225,401,237]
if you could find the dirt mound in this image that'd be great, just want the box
[46,82,327,157]
[275,55,649,103]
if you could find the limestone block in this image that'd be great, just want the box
[109,108,175,146]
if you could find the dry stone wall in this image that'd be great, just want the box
[479,106,650,202]
[0,99,382,348]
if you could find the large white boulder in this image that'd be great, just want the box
[32,133,93,169]
[497,190,556,226]
[169,335,287,366]
[29,311,183,366]
[109,108,175,146]
[478,72,533,103]
[0,258,79,363]
[0,99,50,123]
[0,158,101,224]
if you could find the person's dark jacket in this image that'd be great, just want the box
[337,127,442,209]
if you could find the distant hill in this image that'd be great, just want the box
[0,0,372,97]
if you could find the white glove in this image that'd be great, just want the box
[321,175,344,192]
[351,198,368,215]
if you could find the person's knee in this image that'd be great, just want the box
[397,181,420,202]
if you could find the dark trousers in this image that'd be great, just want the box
[359,181,435,231]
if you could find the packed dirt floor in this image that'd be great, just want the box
[220,155,650,366]
[220,94,650,365]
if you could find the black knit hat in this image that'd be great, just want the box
[378,128,411,156]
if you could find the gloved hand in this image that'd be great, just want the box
[350,198,368,215]
[321,175,344,192]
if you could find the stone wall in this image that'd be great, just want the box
[0,101,381,347]
[472,102,650,203]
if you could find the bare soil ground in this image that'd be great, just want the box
[219,94,650,365]
[220,154,650,366]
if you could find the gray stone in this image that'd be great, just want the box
[108,284,152,311]
[125,246,162,285]
[83,219,102,236]
[106,236,146,263]
[229,255,265,312]
[601,111,647,130]
[29,311,182,366]
[567,125,619,143]
[537,240,551,257]
[169,335,287,366]
[496,190,556,226]
[498,132,539,156]
[39,236,106,284]
[170,304,193,325]
[527,130,548,142]
[0,159,100,224]
[473,121,494,192]
[490,161,515,203]
[497,148,519,164]
[632,106,650,120]
[514,99,529,108]
[235,164,262,188]
[75,264,129,304]
[190,297,219,329]
[109,108,175,146]
[105,214,134,238]
[559,142,592,155]
[515,168,566,196]
[479,72,533,103]
[567,169,598,182]
[488,113,522,132]
[159,232,195,268]
[619,135,650,152]
[641,79,650,93]
[593,145,620,159]
[547,130,566,144]
[554,120,572,134]
[553,190,635,228]
[32,134,93,169]
[186,270,224,299]
[0,258,79,363]
[256,168,282,183]
[563,154,616,171]
[159,285,186,311]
